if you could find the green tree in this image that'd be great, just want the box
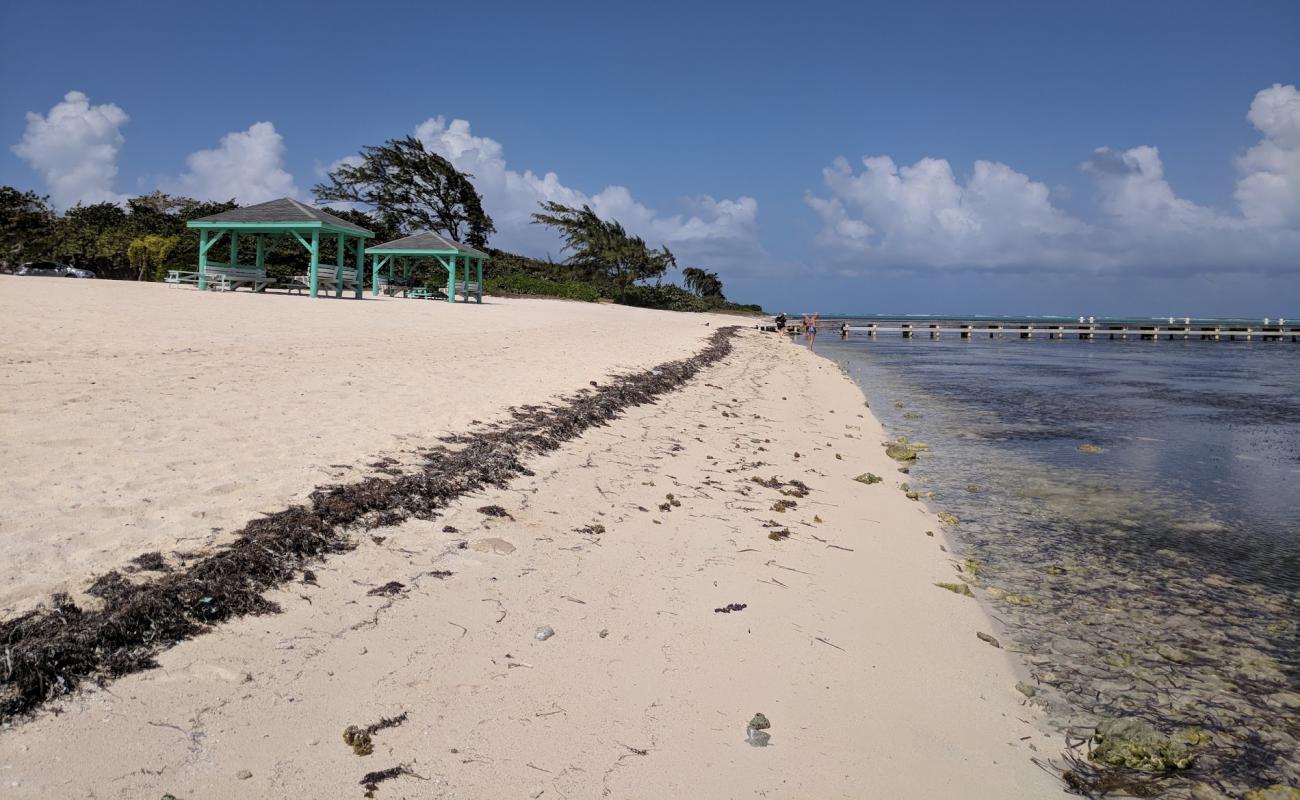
[0,186,56,268]
[56,202,130,276]
[530,202,675,302]
[313,136,495,248]
[127,234,180,281]
[681,267,725,299]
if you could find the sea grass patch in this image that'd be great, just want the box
[0,327,741,720]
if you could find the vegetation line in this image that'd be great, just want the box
[0,327,741,721]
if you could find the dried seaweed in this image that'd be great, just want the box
[360,764,415,796]
[0,326,739,720]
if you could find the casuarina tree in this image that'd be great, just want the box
[313,136,495,249]
[530,202,675,302]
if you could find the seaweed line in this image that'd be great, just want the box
[0,326,742,720]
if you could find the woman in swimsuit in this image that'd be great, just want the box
[807,313,819,349]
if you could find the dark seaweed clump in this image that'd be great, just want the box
[0,327,739,720]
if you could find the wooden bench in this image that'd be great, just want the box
[202,264,269,292]
[291,267,359,292]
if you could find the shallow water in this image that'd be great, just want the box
[817,332,1300,796]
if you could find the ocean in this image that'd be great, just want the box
[817,327,1300,795]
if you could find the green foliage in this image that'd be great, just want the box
[314,136,495,248]
[485,272,600,301]
[682,266,725,298]
[531,202,675,301]
[126,234,179,281]
[0,187,56,267]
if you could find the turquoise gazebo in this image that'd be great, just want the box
[365,232,487,303]
[185,198,373,298]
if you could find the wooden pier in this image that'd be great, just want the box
[762,321,1300,342]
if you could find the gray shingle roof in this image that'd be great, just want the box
[366,231,486,257]
[192,198,373,235]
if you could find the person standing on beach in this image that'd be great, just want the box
[840,321,849,339]
[807,313,819,349]
[775,312,787,332]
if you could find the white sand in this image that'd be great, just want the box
[0,278,1063,797]
[0,277,737,613]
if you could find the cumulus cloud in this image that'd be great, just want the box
[12,90,129,210]
[160,122,298,204]
[411,117,761,265]
[1236,83,1300,228]
[807,84,1300,273]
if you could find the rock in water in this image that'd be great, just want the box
[884,442,918,461]
[976,631,1001,648]
[1089,718,1200,771]
[934,582,973,597]
[1243,786,1300,800]
[1077,443,1104,454]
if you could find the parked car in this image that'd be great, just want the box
[14,261,96,278]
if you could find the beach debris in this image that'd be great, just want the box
[813,514,823,523]
[966,484,980,492]
[935,582,974,597]
[428,570,453,579]
[366,582,405,597]
[976,631,1001,648]
[236,769,253,780]
[442,525,458,533]
[535,625,556,641]
[767,529,791,541]
[666,493,681,507]
[714,603,747,614]
[575,523,606,536]
[343,712,408,757]
[302,569,318,585]
[770,499,796,513]
[854,473,882,485]
[599,628,609,638]
[1015,681,1037,698]
[360,765,417,797]
[477,505,514,519]
[127,552,170,573]
[470,537,516,556]
[746,712,772,747]
[1089,717,1203,771]
[936,512,959,526]
[1077,443,1105,454]
[0,327,742,719]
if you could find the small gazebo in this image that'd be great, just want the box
[185,198,374,298]
[365,232,487,303]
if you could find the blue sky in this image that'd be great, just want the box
[2,0,1298,315]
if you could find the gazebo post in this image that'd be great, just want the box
[198,229,209,290]
[334,233,345,298]
[476,257,483,303]
[230,230,238,269]
[371,254,381,296]
[255,235,265,291]
[447,253,457,303]
[308,229,321,298]
[354,236,365,299]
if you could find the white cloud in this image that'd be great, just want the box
[11,90,129,210]
[1236,83,1300,228]
[807,84,1300,273]
[411,117,761,266]
[160,122,298,204]
[805,155,1087,269]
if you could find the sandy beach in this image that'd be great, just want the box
[0,278,1063,798]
